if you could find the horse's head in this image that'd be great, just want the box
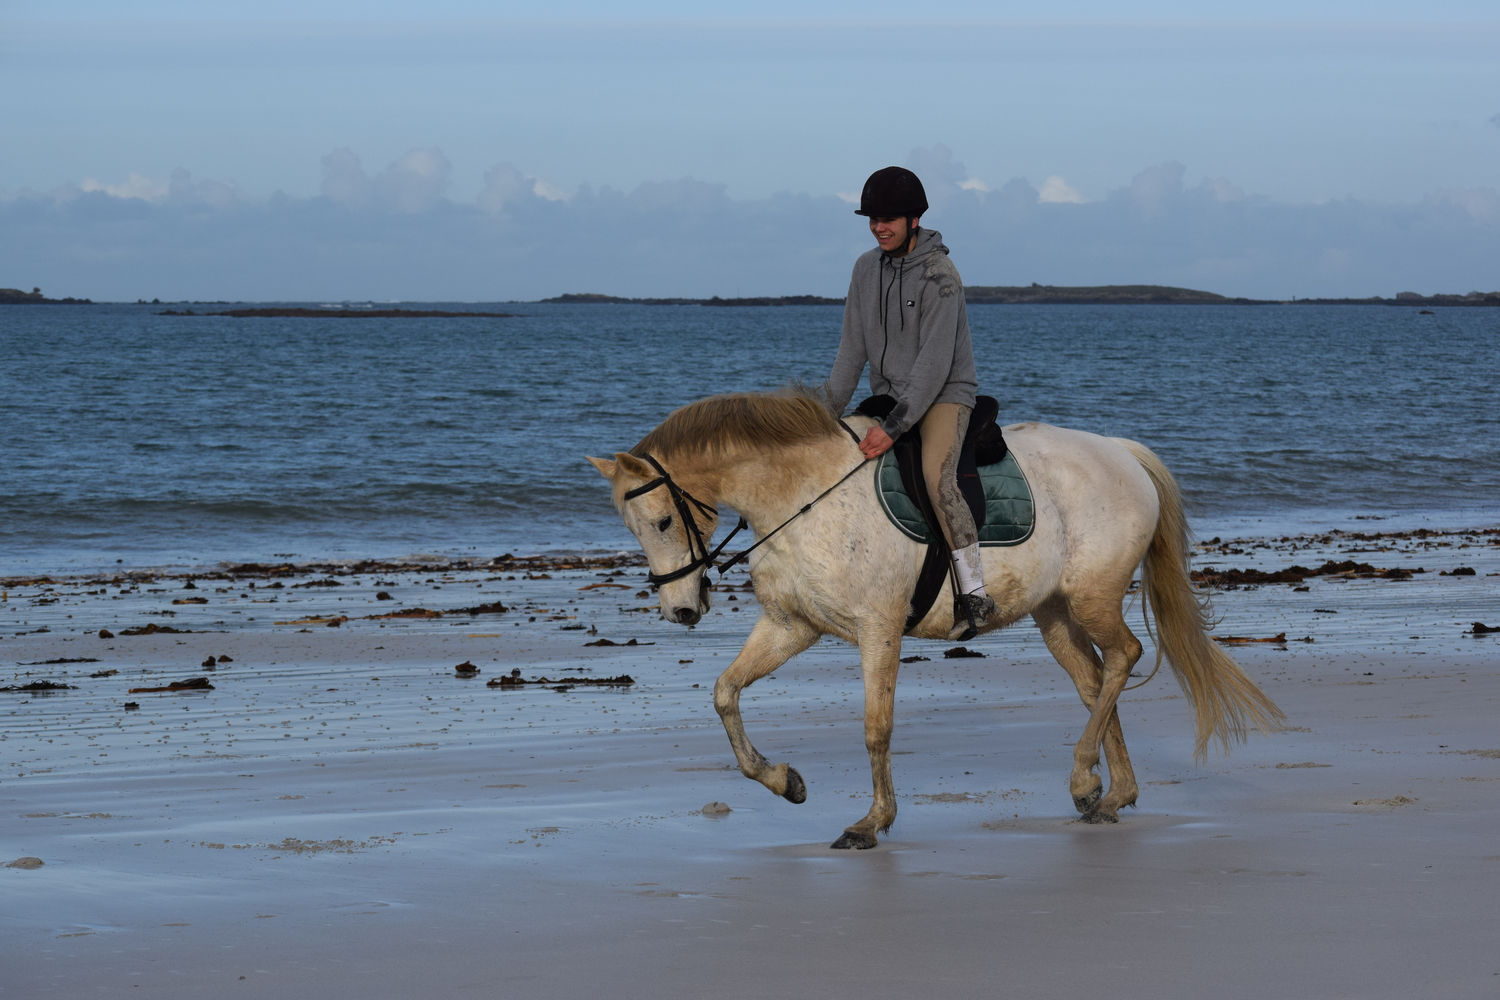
[587,452,717,626]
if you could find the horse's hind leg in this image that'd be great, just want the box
[1073,599,1144,823]
[714,615,820,804]
[1034,598,1140,822]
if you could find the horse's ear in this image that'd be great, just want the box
[586,455,617,480]
[613,452,655,480]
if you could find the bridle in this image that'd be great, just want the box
[623,420,868,588]
[622,455,746,587]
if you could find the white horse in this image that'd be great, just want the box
[588,388,1283,849]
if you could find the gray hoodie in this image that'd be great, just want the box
[823,226,978,439]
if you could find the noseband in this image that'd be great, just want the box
[622,455,747,587]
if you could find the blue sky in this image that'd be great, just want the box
[4,2,1498,300]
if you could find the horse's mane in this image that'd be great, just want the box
[632,387,842,460]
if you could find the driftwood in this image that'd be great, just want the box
[128,677,215,694]
[1211,632,1313,645]
[486,668,634,691]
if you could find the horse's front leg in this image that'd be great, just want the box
[713,615,820,804]
[831,630,903,850]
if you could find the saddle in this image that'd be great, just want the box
[852,395,1034,635]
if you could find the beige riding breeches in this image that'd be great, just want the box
[918,402,978,552]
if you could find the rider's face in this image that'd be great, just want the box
[869,215,917,256]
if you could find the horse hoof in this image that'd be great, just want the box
[830,830,878,850]
[1078,809,1119,825]
[782,767,807,804]
[1072,787,1102,815]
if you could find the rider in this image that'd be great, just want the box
[823,166,996,640]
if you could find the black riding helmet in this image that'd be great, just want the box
[854,166,928,218]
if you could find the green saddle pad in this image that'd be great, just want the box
[875,450,1035,546]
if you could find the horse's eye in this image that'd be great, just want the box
[656,516,672,532]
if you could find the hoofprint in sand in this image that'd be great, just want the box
[2,526,1497,999]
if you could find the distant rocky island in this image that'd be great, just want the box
[543,293,844,307]
[1279,290,1500,307]
[965,283,1495,306]
[966,284,1253,305]
[0,286,92,305]
[158,307,516,318]
[547,286,1500,307]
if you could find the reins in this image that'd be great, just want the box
[715,457,869,576]
[629,419,869,585]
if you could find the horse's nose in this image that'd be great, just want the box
[670,606,701,626]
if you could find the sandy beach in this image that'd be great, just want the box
[3,527,1497,999]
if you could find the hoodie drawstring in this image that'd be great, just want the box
[879,255,906,333]
[877,254,905,383]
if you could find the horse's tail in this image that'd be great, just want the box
[1120,439,1286,760]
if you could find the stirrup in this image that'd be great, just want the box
[951,592,996,641]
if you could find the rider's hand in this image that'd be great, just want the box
[859,426,895,459]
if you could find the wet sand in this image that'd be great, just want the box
[3,527,1498,999]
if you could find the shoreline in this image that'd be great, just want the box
[4,520,1495,589]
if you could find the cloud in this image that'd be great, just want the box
[531,178,568,202]
[477,162,531,214]
[320,146,452,212]
[1037,176,1085,204]
[904,144,970,213]
[1199,176,1246,204]
[477,163,573,214]
[375,147,451,213]
[80,172,170,202]
[1429,186,1500,223]
[166,168,240,209]
[5,149,1499,303]
[1123,161,1187,217]
[68,168,241,210]
[321,148,370,206]
[623,176,730,214]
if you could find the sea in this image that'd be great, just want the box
[2,301,1497,579]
